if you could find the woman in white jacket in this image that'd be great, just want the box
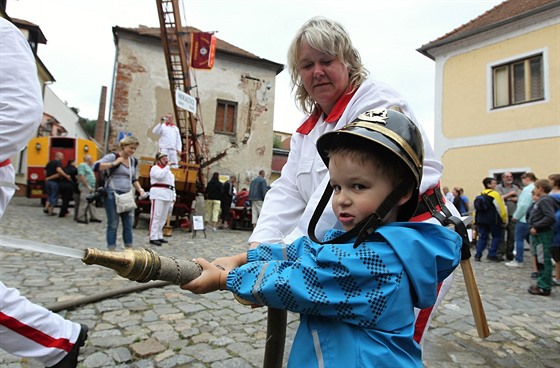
[248,16,461,346]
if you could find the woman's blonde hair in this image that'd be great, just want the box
[287,16,368,114]
[119,135,139,148]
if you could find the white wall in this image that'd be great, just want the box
[43,85,89,139]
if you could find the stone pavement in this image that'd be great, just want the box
[0,196,558,368]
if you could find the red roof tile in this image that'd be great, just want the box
[418,0,559,58]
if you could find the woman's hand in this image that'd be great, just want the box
[211,253,246,271]
[181,258,225,294]
[114,156,125,166]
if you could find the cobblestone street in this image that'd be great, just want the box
[0,197,559,367]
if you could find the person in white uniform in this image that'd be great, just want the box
[247,16,462,346]
[148,152,176,246]
[152,113,182,168]
[0,17,88,367]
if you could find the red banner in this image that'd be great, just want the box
[190,32,216,70]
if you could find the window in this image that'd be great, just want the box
[215,100,237,135]
[492,54,544,108]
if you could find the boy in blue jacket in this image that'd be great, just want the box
[182,108,462,367]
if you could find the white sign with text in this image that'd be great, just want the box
[175,89,197,113]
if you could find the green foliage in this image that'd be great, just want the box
[83,119,97,137]
[273,135,282,149]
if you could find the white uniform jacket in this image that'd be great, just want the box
[249,78,451,245]
[0,18,43,218]
[149,164,176,201]
[152,123,181,151]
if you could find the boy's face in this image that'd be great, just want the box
[328,153,409,232]
[532,186,544,199]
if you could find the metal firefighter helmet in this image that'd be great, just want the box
[316,107,424,221]
[155,152,168,161]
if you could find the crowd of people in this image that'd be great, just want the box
[468,172,560,296]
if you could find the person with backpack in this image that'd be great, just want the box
[527,179,560,296]
[548,174,560,286]
[93,136,145,250]
[474,177,508,262]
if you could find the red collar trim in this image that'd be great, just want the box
[295,86,357,135]
[0,159,11,167]
[157,163,166,168]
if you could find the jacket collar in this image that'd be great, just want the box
[296,85,357,135]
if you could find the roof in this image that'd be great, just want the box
[113,25,284,74]
[10,17,47,44]
[417,0,560,59]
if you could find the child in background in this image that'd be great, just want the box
[182,108,462,367]
[546,174,560,286]
[527,179,559,296]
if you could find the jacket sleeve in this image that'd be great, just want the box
[175,127,181,151]
[93,153,116,172]
[248,132,310,244]
[490,190,508,224]
[152,123,162,136]
[531,197,557,231]
[512,187,532,220]
[150,165,170,182]
[0,19,43,162]
[227,237,401,327]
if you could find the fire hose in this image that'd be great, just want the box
[46,242,487,367]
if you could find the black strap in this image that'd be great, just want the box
[308,181,334,244]
[307,180,408,248]
[151,183,175,190]
[102,153,120,187]
[420,187,471,260]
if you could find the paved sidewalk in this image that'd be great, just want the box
[0,197,558,367]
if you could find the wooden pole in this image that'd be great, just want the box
[460,259,490,338]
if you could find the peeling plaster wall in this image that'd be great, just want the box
[110,33,277,187]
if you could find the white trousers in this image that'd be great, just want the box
[149,199,173,240]
[0,165,81,366]
[0,281,81,366]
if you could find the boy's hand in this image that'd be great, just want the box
[181,258,224,294]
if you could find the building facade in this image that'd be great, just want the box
[109,26,283,189]
[418,0,559,199]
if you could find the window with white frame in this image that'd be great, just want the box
[492,54,544,108]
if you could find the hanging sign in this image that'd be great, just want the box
[175,89,196,114]
[190,32,216,70]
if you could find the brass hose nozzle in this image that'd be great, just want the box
[82,248,202,284]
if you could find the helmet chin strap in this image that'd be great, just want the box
[308,180,410,248]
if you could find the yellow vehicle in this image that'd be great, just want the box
[26,136,98,198]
